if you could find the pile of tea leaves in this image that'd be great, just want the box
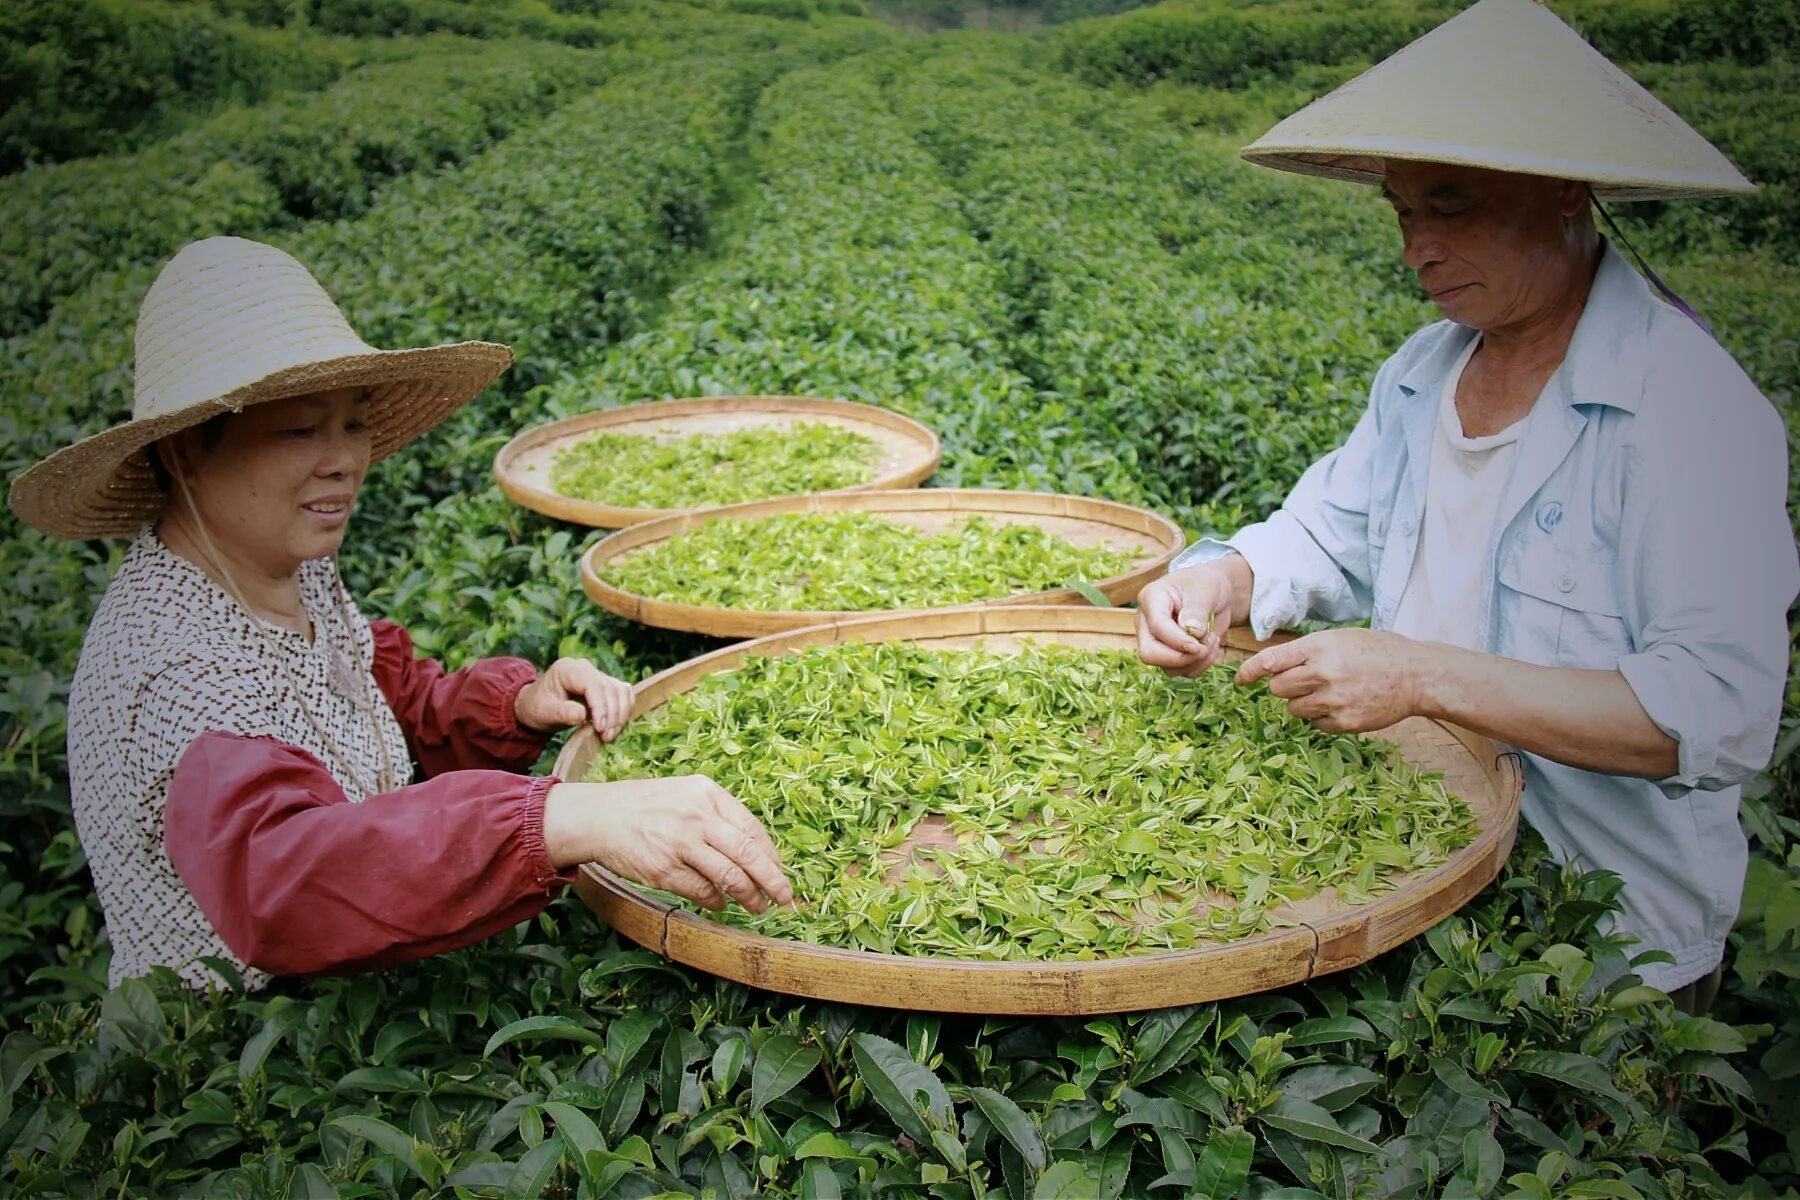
[600,511,1139,610]
[583,641,1477,958]
[547,421,881,508]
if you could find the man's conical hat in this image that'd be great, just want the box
[1240,0,1753,201]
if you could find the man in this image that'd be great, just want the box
[1136,0,1798,1011]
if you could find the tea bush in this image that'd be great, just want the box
[1049,0,1800,91]
[0,38,620,336]
[0,0,356,171]
[1,4,1797,1197]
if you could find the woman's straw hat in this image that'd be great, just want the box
[9,236,514,540]
[1240,0,1754,201]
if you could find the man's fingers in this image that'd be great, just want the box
[1136,610,1206,671]
[1237,639,1309,685]
[1287,692,1330,721]
[1264,666,1320,700]
[1141,590,1205,657]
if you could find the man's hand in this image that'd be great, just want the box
[543,776,794,913]
[1235,628,1432,733]
[515,657,634,742]
[1136,563,1238,677]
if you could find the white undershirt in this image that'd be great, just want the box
[1390,336,1525,651]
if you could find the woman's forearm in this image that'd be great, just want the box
[1411,644,1679,780]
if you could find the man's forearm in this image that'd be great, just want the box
[1411,644,1679,780]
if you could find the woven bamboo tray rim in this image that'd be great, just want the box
[559,607,1523,1015]
[494,395,941,529]
[578,488,1184,638]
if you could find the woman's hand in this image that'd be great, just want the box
[543,776,793,913]
[515,657,634,742]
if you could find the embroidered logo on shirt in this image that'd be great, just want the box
[1535,500,1565,534]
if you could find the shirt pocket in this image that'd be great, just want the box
[1497,540,1632,669]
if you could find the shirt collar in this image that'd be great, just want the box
[1396,240,1650,415]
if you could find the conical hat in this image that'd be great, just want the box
[9,237,513,540]
[1240,0,1754,201]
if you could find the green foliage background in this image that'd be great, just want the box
[0,0,1796,1195]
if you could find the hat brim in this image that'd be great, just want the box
[9,341,513,540]
[1241,144,1759,202]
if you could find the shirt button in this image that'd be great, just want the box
[1557,573,1575,593]
[1401,518,1415,536]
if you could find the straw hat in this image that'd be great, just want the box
[1240,0,1754,201]
[9,236,514,540]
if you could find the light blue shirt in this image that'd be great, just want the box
[1175,243,1798,990]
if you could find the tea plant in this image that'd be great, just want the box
[601,512,1139,610]
[547,422,882,509]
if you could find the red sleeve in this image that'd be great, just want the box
[164,730,575,977]
[369,619,551,777]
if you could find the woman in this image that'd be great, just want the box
[9,236,790,991]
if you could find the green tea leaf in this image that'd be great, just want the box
[752,1035,822,1116]
[549,423,882,510]
[1191,1126,1255,1200]
[851,1033,952,1144]
[971,1087,1047,1173]
[1259,1096,1385,1156]
[1034,1160,1102,1198]
[483,1015,603,1058]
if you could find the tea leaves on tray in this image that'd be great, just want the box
[582,641,1478,958]
[547,421,882,509]
[601,510,1140,610]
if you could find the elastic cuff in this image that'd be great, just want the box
[520,774,576,891]
[495,662,551,748]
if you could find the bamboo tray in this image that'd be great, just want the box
[557,607,1523,1016]
[579,488,1184,638]
[494,396,941,528]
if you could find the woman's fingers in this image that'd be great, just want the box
[607,679,634,733]
[552,659,632,740]
[703,801,792,908]
[681,841,774,913]
[658,861,729,911]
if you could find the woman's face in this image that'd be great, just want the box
[165,387,373,572]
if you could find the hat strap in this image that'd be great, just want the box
[1590,191,1712,336]
[170,461,398,797]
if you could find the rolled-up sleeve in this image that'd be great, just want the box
[1173,388,1385,639]
[1616,366,1799,796]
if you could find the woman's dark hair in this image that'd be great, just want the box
[146,412,232,493]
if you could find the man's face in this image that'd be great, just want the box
[1381,161,1588,331]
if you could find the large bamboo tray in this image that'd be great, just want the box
[557,607,1523,1015]
[494,396,941,528]
[579,489,1184,638]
